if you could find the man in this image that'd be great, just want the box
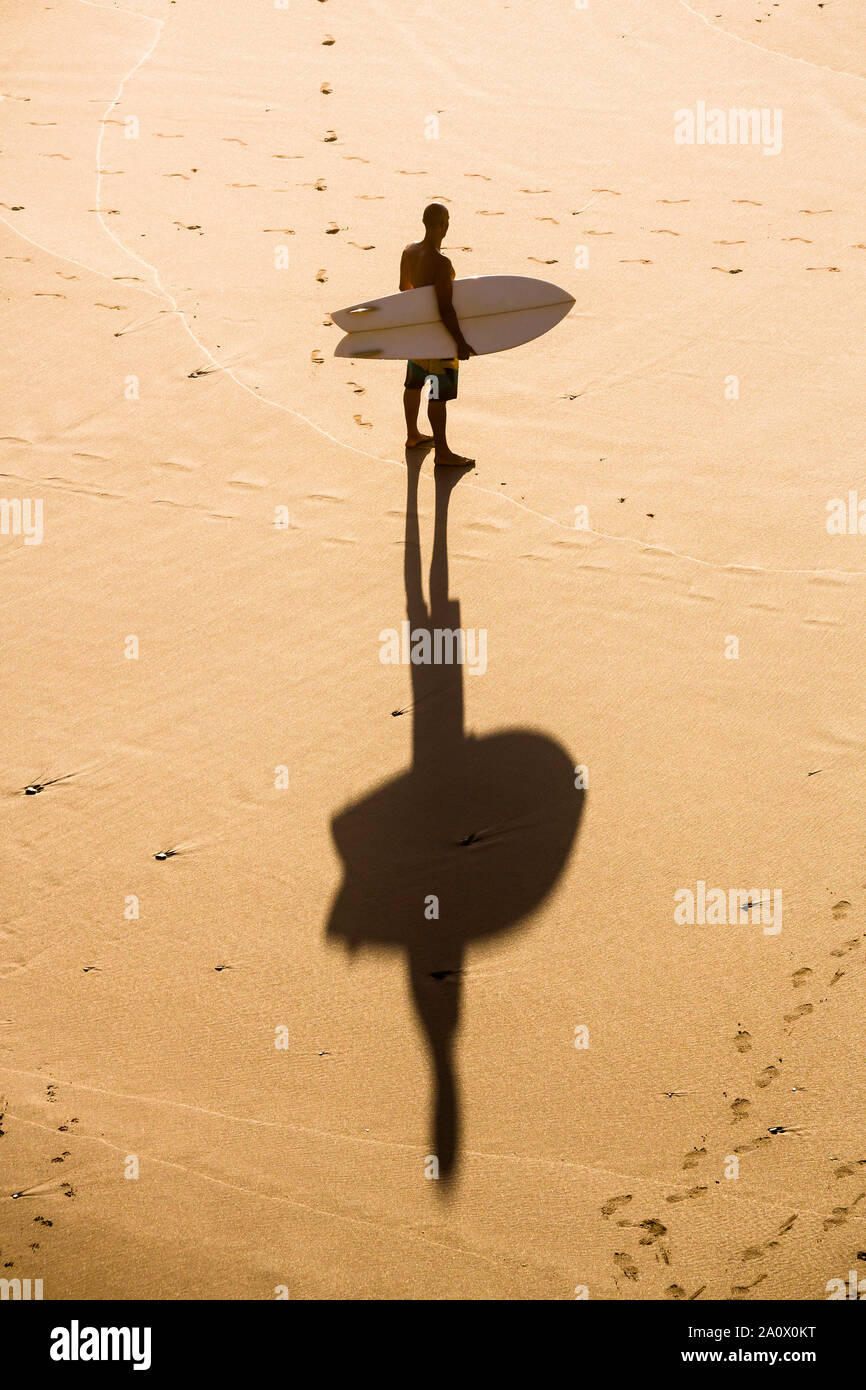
[400,203,475,467]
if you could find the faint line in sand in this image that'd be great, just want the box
[676,0,866,84]
[2,1104,833,1232]
[4,1111,503,1268]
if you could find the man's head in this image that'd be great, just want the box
[422,202,449,241]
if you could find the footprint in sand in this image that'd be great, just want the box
[325,222,341,234]
[830,936,860,957]
[348,241,374,250]
[683,1146,707,1170]
[658,198,689,204]
[346,381,365,394]
[476,210,504,216]
[783,1003,813,1023]
[782,236,811,243]
[322,35,335,45]
[353,414,372,428]
[733,1134,771,1155]
[739,1238,781,1262]
[792,967,812,987]
[823,1194,865,1231]
[799,209,833,215]
[528,256,557,264]
[637,1219,667,1246]
[321,83,332,95]
[465,173,491,181]
[600,1193,632,1218]
[315,269,328,283]
[666,1186,708,1203]
[310,350,324,364]
[715,239,745,245]
[731,1097,751,1121]
[229,474,269,489]
[734,1029,752,1053]
[620,259,652,265]
[650,229,679,236]
[613,1252,639,1282]
[731,1272,767,1297]
[712,266,743,274]
[323,131,338,143]
[733,199,762,206]
[756,1065,779,1089]
[833,1163,859,1178]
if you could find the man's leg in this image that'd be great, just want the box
[403,362,434,449]
[427,398,448,455]
[428,400,474,467]
[404,386,432,448]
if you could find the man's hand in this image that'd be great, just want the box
[457,339,476,361]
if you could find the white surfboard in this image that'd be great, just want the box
[331,275,574,360]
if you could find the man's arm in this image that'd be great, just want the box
[399,247,412,291]
[433,258,475,359]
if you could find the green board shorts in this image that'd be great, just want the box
[404,359,459,401]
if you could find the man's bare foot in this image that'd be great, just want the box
[405,434,434,449]
[434,450,475,468]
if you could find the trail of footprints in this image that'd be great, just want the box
[0,1089,77,1276]
[599,897,864,1298]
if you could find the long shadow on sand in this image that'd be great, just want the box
[326,458,584,1181]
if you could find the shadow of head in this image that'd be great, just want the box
[327,729,582,953]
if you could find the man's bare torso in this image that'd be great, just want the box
[400,240,452,290]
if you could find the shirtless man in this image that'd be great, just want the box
[400,203,475,466]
